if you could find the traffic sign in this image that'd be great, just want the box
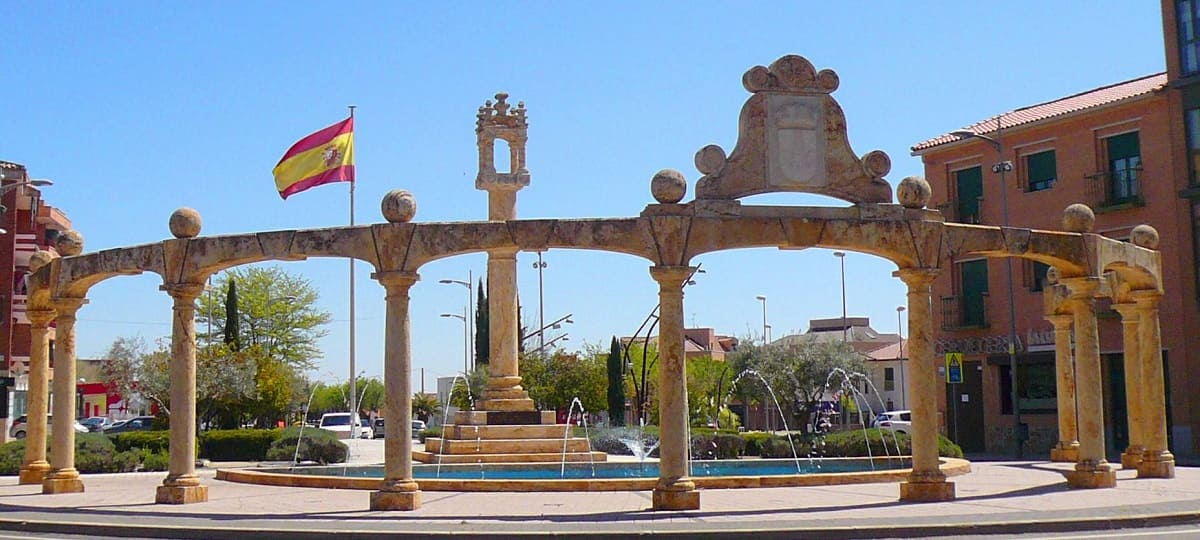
[945,352,964,384]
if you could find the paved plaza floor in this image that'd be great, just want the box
[1,441,1199,539]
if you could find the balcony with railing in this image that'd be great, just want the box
[1085,167,1143,211]
[941,294,989,331]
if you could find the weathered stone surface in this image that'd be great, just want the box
[896,176,931,209]
[650,169,687,204]
[56,230,84,256]
[381,189,417,223]
[169,208,202,238]
[1063,203,1096,233]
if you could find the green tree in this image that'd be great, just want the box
[625,340,658,425]
[199,266,332,371]
[521,347,606,413]
[449,365,487,409]
[606,336,626,426]
[102,336,171,415]
[474,279,489,366]
[685,356,727,427]
[412,393,439,423]
[729,339,865,432]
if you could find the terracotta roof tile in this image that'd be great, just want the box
[912,73,1167,153]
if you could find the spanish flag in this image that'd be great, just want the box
[273,117,355,199]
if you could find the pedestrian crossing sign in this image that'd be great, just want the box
[945,352,964,384]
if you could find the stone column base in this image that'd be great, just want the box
[42,477,84,494]
[156,484,208,504]
[1066,468,1117,489]
[18,462,50,485]
[1120,449,1144,469]
[1137,457,1176,479]
[1049,445,1078,463]
[899,481,955,502]
[477,397,536,411]
[652,488,699,510]
[370,490,421,511]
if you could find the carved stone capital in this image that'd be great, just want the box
[26,309,56,328]
[894,268,940,289]
[649,266,695,289]
[160,282,206,301]
[372,271,420,298]
[1044,313,1073,330]
[49,297,86,318]
[1060,277,1101,299]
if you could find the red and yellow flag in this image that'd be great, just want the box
[273,117,355,199]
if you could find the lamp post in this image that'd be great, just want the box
[897,305,906,410]
[532,252,548,352]
[439,270,473,369]
[441,311,469,375]
[754,295,768,343]
[529,333,569,356]
[833,251,847,342]
[952,116,1022,458]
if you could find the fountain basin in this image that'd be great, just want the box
[217,457,970,492]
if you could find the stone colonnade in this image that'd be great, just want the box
[1047,281,1174,486]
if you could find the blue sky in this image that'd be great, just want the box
[4,3,1166,391]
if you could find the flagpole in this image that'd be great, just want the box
[347,104,358,434]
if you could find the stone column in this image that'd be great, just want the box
[1061,277,1115,488]
[1112,302,1145,469]
[18,308,54,484]
[155,283,208,504]
[1133,291,1175,478]
[650,265,699,511]
[1046,314,1079,463]
[895,268,955,502]
[43,298,85,494]
[480,247,534,411]
[370,271,422,511]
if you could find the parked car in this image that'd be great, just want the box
[80,416,112,432]
[874,410,912,434]
[367,418,426,440]
[318,412,361,439]
[8,415,88,439]
[102,416,157,434]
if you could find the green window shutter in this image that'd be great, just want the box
[1026,150,1056,191]
[1107,132,1140,161]
[955,166,983,223]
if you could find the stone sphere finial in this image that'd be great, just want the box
[1045,266,1059,285]
[896,176,932,209]
[1131,224,1160,249]
[28,249,56,272]
[381,189,417,223]
[56,230,84,256]
[651,169,687,204]
[169,207,203,239]
[1062,203,1095,233]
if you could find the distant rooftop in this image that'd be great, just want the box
[911,72,1166,153]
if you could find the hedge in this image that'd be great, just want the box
[199,429,279,461]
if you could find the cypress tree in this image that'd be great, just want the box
[474,279,489,366]
[606,336,626,426]
[224,279,240,351]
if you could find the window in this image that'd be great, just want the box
[999,361,1057,415]
[1024,150,1056,192]
[954,166,983,224]
[1187,107,1200,186]
[884,367,895,391]
[1106,132,1141,204]
[1027,261,1051,292]
[959,260,988,327]
[1180,0,1200,76]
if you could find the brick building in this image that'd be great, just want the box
[0,161,72,438]
[911,68,1200,458]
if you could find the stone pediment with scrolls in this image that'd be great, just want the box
[694,55,893,204]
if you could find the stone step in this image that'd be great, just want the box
[444,424,571,440]
[425,437,592,454]
[412,450,607,464]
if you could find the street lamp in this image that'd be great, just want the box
[0,176,53,235]
[439,271,474,369]
[897,305,906,410]
[754,295,768,343]
[529,333,569,355]
[532,252,548,352]
[441,311,470,375]
[951,116,1022,458]
[833,251,847,342]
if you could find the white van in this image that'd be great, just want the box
[318,412,361,439]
